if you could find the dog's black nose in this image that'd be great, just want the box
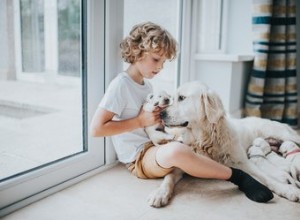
[160,110,167,119]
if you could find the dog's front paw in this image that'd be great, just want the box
[275,184,300,202]
[289,186,300,202]
[147,186,172,208]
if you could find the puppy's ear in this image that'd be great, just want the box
[201,90,225,124]
[146,93,154,102]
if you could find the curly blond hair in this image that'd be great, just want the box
[120,22,177,64]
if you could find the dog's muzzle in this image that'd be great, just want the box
[160,110,188,128]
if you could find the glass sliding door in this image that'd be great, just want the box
[0,0,105,215]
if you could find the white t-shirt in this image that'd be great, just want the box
[99,72,152,163]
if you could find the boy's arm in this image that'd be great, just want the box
[90,107,161,137]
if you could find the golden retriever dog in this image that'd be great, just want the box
[148,81,300,207]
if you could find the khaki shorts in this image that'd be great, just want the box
[126,142,173,179]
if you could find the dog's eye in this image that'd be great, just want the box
[178,95,186,102]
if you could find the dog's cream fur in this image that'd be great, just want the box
[279,141,300,186]
[143,91,174,146]
[248,138,296,186]
[148,81,300,207]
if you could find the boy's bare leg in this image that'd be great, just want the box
[156,142,273,203]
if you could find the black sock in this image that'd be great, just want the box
[227,167,273,203]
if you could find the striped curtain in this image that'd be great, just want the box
[244,0,298,128]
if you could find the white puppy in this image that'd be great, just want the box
[254,137,291,173]
[143,91,174,146]
[248,139,297,186]
[279,141,300,186]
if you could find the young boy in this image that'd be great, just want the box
[90,22,273,203]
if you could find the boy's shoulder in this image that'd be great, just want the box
[111,72,131,84]
[108,72,128,87]
[110,72,152,91]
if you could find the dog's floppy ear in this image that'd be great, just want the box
[201,90,225,123]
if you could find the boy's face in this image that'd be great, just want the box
[136,52,167,79]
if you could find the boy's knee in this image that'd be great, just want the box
[157,142,190,164]
[169,142,190,156]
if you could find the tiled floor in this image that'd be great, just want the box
[3,163,300,220]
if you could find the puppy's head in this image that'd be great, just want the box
[253,137,269,148]
[253,137,272,155]
[248,145,264,158]
[279,141,299,157]
[145,90,172,109]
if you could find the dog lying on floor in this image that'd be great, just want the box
[148,81,300,207]
[143,90,174,146]
[279,141,300,186]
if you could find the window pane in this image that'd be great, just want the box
[0,0,84,181]
[197,0,223,53]
[123,0,180,94]
[58,0,81,77]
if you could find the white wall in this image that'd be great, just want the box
[226,0,253,54]
[194,57,252,115]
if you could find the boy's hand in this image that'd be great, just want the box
[138,107,161,128]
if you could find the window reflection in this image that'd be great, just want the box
[58,0,81,77]
[20,0,45,73]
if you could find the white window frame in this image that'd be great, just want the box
[193,0,227,54]
[179,0,228,84]
[0,0,118,216]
